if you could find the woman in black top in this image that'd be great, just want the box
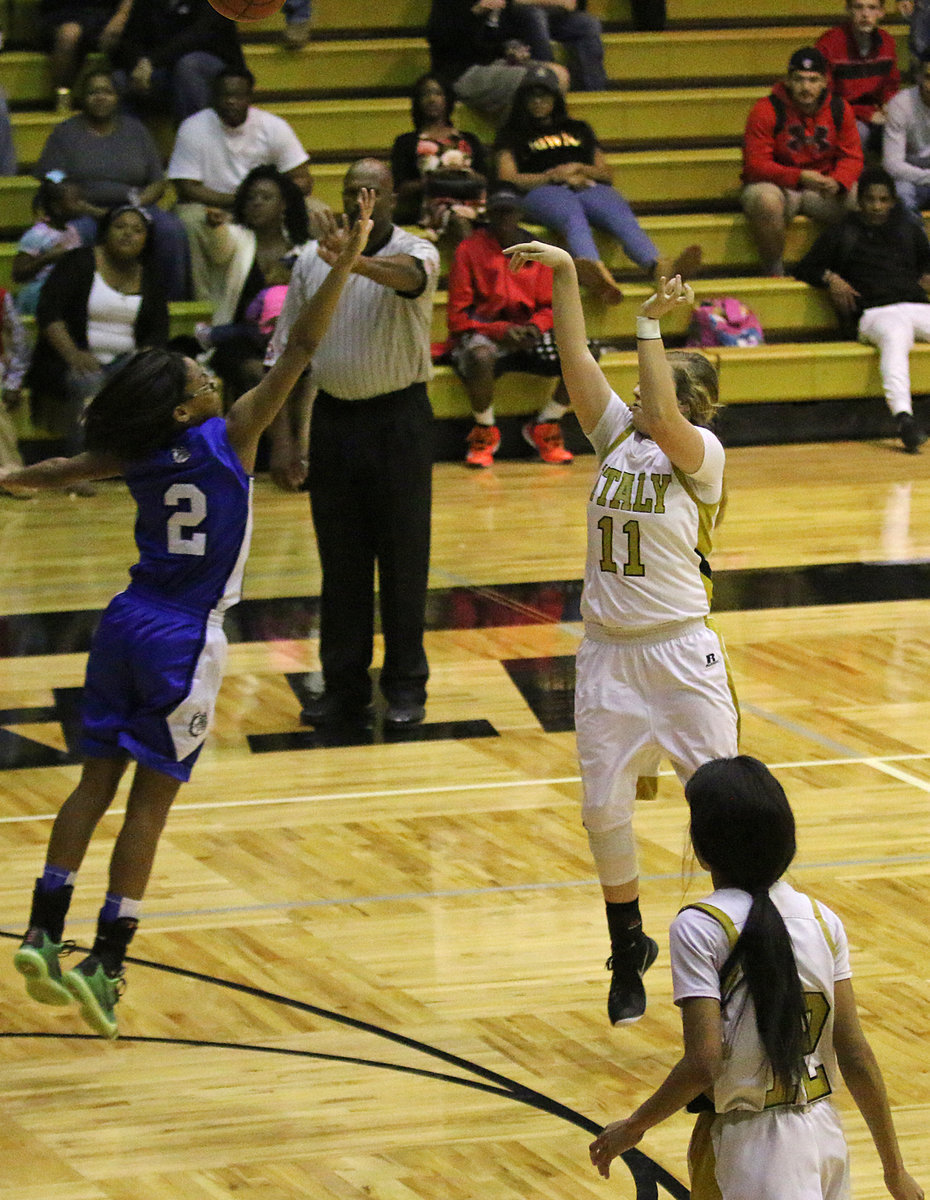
[28,205,169,460]
[391,73,488,247]
[496,67,698,303]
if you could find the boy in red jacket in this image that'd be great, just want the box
[816,0,900,155]
[448,188,575,467]
[741,46,864,275]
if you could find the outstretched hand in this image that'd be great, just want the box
[317,187,376,267]
[641,274,694,320]
[588,1118,644,1179]
[503,240,573,273]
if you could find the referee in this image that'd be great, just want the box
[268,158,440,727]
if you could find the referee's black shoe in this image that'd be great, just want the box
[384,699,426,727]
[300,692,372,727]
[606,933,659,1025]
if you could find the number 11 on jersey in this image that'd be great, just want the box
[598,514,645,577]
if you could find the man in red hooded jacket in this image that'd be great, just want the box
[741,46,864,275]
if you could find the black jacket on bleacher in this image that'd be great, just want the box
[111,0,245,74]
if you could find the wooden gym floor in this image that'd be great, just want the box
[0,437,928,1200]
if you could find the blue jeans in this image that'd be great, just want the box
[114,50,226,122]
[282,0,311,21]
[519,183,659,269]
[895,178,930,213]
[510,5,606,90]
[73,208,191,300]
[0,90,16,174]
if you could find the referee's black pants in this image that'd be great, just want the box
[307,383,433,709]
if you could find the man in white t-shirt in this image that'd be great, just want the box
[169,66,313,301]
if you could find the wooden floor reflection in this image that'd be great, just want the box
[0,439,928,1200]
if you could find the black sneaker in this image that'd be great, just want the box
[300,692,372,727]
[896,412,927,454]
[606,934,659,1025]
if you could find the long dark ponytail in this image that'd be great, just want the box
[685,755,807,1096]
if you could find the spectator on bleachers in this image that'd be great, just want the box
[883,51,930,211]
[741,46,863,276]
[110,0,244,122]
[794,165,930,453]
[448,187,575,467]
[427,0,569,126]
[282,0,311,49]
[26,205,169,469]
[0,287,30,472]
[0,89,16,175]
[39,0,132,109]
[35,69,190,300]
[192,165,310,400]
[495,66,701,304]
[391,74,488,249]
[13,173,84,315]
[169,66,313,303]
[816,0,900,156]
[511,0,607,92]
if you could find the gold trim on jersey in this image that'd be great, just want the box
[672,464,721,609]
[687,1112,724,1200]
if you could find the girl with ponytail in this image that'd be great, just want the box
[589,755,923,1200]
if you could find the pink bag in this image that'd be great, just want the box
[686,297,764,348]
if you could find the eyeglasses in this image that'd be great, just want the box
[186,375,219,401]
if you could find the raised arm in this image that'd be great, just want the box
[504,240,611,433]
[635,277,708,475]
[224,190,375,472]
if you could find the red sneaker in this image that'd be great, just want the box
[523,420,573,464]
[465,424,501,468]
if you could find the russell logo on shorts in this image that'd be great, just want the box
[188,712,208,737]
[705,653,717,666]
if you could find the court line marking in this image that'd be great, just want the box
[1,750,929,825]
[0,939,688,1200]
[3,848,927,929]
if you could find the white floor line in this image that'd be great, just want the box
[1,751,929,826]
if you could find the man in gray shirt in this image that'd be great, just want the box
[883,50,930,210]
[269,159,439,729]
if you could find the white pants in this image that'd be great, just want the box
[689,1101,851,1200]
[857,301,930,416]
[574,619,738,835]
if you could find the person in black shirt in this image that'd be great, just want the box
[794,165,930,451]
[495,66,700,304]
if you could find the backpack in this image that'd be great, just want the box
[768,90,846,140]
[686,297,764,348]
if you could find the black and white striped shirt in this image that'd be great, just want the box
[269,226,440,400]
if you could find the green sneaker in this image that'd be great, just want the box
[13,927,73,1006]
[62,954,123,1039]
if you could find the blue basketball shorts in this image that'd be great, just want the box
[81,590,228,782]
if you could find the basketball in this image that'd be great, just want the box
[207,0,283,20]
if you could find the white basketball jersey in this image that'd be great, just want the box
[581,392,725,633]
[670,881,852,1113]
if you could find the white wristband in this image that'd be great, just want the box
[636,316,662,340]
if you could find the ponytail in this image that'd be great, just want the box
[686,755,808,1097]
[719,890,807,1095]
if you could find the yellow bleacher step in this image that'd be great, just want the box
[4,24,910,105]
[7,87,764,163]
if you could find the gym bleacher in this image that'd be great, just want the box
[2,0,926,455]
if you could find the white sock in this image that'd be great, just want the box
[535,399,569,424]
[472,407,495,426]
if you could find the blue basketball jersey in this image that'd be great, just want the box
[124,417,253,615]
